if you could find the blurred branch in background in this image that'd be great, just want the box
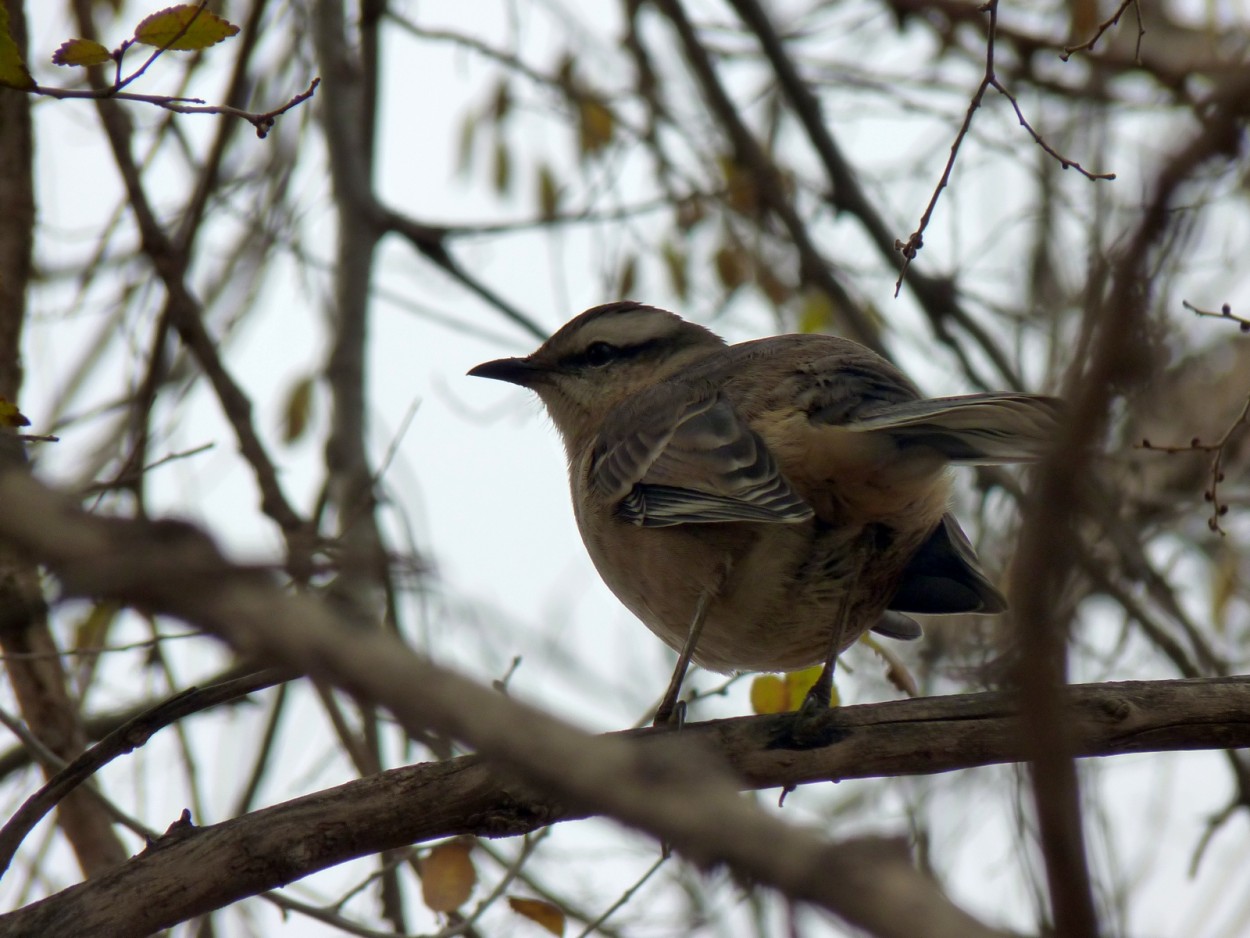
[1,0,1249,935]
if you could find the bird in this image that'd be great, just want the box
[469,301,1061,725]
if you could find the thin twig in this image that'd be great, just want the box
[1060,0,1141,62]
[32,78,319,138]
[1139,393,1250,534]
[895,0,1113,294]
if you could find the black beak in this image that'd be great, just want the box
[467,356,547,388]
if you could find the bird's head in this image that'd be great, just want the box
[469,302,725,451]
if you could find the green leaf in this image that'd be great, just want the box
[0,7,34,90]
[52,38,113,68]
[133,5,240,51]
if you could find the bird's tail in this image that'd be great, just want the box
[845,393,1062,464]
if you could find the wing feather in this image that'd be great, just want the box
[591,389,812,528]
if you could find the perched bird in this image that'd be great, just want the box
[470,302,1060,723]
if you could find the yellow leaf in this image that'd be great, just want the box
[750,674,787,714]
[577,96,614,157]
[0,396,31,428]
[508,897,566,936]
[281,375,315,445]
[0,7,34,90]
[784,665,832,710]
[134,5,240,51]
[751,667,835,714]
[798,288,835,334]
[52,38,113,68]
[422,841,476,913]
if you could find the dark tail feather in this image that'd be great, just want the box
[888,514,1007,615]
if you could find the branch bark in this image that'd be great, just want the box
[2,670,1247,936]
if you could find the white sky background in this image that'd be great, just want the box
[8,0,1250,935]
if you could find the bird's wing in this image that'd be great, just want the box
[836,393,1063,464]
[590,388,813,528]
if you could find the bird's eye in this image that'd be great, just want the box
[583,341,619,366]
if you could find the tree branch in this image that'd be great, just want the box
[0,464,1002,938]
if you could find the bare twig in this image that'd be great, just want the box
[895,0,1113,294]
[1183,299,1250,333]
[31,78,319,138]
[1060,0,1142,62]
[725,0,1025,389]
[654,0,883,353]
[1139,393,1250,534]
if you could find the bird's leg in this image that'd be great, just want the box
[800,563,865,717]
[800,593,854,716]
[653,587,713,727]
[653,556,733,727]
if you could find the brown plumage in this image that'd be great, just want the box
[470,302,1060,720]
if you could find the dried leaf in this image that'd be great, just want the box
[554,51,576,92]
[422,841,476,912]
[491,79,512,123]
[577,96,614,158]
[455,112,478,175]
[492,138,513,193]
[661,241,688,301]
[860,634,919,698]
[134,5,240,51]
[52,38,113,68]
[674,197,705,232]
[281,375,315,445]
[617,254,637,297]
[536,164,560,220]
[0,7,34,90]
[755,259,791,307]
[509,897,566,936]
[713,244,750,292]
[721,157,758,215]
